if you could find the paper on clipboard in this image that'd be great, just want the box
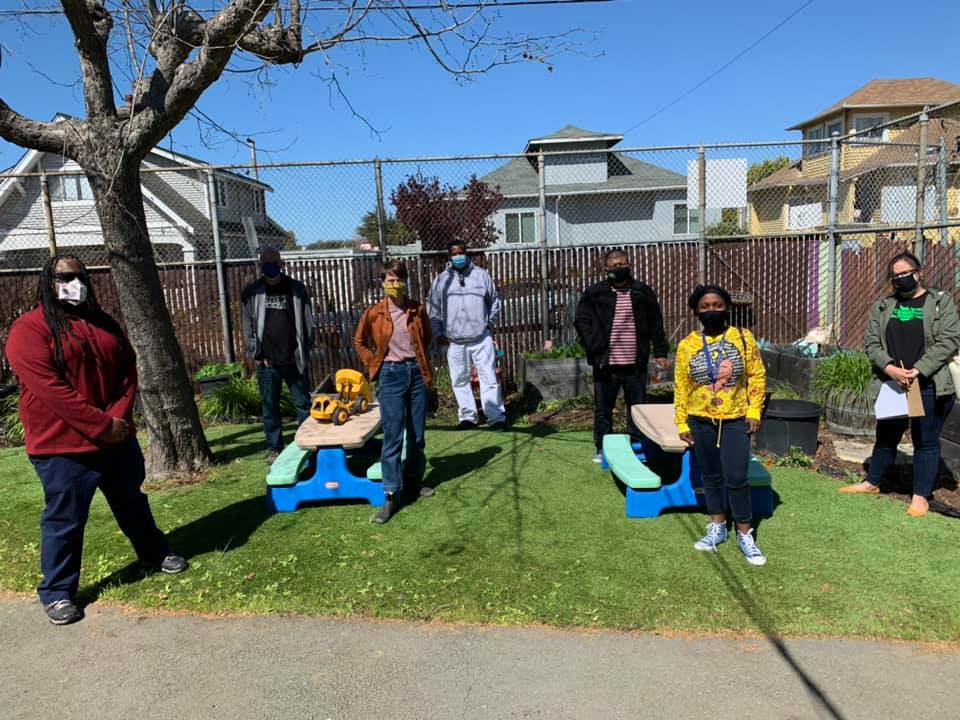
[874,381,908,419]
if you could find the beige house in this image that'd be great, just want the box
[748,78,960,238]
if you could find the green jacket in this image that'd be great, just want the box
[864,288,960,397]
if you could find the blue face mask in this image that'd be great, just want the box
[451,254,468,270]
[262,262,281,280]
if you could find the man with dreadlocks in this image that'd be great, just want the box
[6,255,187,626]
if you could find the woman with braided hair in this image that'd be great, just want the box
[7,255,187,626]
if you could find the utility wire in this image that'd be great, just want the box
[622,0,814,135]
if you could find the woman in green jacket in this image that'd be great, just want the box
[841,252,960,516]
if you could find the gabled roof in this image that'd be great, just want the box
[750,118,960,191]
[523,125,624,154]
[481,152,685,197]
[788,77,960,130]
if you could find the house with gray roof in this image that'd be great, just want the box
[480,125,717,247]
[0,138,291,268]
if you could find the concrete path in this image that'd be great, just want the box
[2,596,958,720]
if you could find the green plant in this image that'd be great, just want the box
[194,362,244,381]
[200,377,295,421]
[775,446,814,468]
[646,382,675,398]
[0,391,24,446]
[812,350,872,402]
[524,343,585,360]
[769,383,802,400]
[535,395,593,413]
[748,156,791,186]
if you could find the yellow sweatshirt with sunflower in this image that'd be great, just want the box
[674,327,766,434]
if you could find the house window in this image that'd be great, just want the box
[673,204,700,235]
[215,179,228,207]
[803,126,827,158]
[252,189,265,214]
[505,211,536,243]
[852,114,888,142]
[49,175,93,202]
[826,120,843,139]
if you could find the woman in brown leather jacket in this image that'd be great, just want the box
[354,260,434,524]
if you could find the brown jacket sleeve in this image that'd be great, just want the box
[353,307,375,375]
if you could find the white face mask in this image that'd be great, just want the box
[56,278,88,306]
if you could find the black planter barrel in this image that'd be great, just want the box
[754,399,822,456]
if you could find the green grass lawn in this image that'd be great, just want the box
[1,423,958,640]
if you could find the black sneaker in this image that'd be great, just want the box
[160,554,188,574]
[373,495,398,524]
[42,599,83,626]
[489,421,507,432]
[265,449,281,465]
[403,482,435,501]
[455,420,478,431]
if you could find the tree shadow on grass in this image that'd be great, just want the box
[206,423,302,464]
[76,495,271,606]
[424,446,503,490]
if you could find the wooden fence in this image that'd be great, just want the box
[5,233,925,390]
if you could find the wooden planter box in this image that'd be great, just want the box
[521,357,591,402]
[822,387,876,437]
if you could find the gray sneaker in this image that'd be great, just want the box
[42,598,83,625]
[694,522,729,551]
[160,554,188,574]
[265,449,281,465]
[737,529,767,566]
[592,452,603,464]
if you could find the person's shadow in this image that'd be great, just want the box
[76,495,271,606]
[423,446,503,491]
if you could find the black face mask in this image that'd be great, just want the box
[607,267,631,285]
[699,310,729,335]
[892,273,918,296]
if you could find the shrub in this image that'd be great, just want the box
[812,350,872,402]
[0,391,24,446]
[193,362,244,381]
[200,377,296,421]
[524,342,585,360]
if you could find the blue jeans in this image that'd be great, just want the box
[377,360,428,495]
[30,439,170,604]
[867,385,955,498]
[256,363,312,451]
[688,416,752,523]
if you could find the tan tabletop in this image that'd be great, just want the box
[294,403,382,450]
[630,403,688,454]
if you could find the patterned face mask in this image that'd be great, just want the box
[384,282,406,299]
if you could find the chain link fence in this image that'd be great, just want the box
[3,116,960,386]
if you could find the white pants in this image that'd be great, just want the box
[447,333,505,424]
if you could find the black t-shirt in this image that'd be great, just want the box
[886,294,926,377]
[261,277,298,365]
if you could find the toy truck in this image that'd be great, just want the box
[309,369,373,425]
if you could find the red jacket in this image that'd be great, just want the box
[6,305,138,456]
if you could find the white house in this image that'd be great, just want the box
[0,142,291,268]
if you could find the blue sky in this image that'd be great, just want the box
[1,0,958,166]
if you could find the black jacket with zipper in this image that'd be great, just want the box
[574,279,669,369]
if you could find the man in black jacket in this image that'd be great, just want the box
[574,249,669,462]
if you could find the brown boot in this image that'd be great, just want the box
[373,494,398,524]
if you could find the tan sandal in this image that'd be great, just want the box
[838,482,880,495]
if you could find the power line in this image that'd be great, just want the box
[0,0,614,17]
[622,0,814,135]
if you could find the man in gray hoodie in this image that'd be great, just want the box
[428,241,506,430]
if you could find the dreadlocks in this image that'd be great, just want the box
[36,254,124,371]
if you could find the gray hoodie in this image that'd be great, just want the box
[427,260,501,344]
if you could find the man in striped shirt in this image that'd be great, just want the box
[574,249,670,463]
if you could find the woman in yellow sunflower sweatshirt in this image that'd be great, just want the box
[675,285,767,566]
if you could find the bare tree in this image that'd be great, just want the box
[0,1,580,476]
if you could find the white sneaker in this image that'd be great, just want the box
[737,529,767,566]
[592,452,603,464]
[693,522,728,551]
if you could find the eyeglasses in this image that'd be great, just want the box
[892,271,917,280]
[53,272,84,283]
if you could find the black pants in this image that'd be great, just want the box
[688,416,752,524]
[30,439,170,604]
[593,364,647,451]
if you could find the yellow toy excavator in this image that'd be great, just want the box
[309,369,373,425]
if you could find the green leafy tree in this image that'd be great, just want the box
[355,210,407,247]
[748,156,791,186]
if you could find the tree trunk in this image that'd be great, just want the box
[83,144,212,476]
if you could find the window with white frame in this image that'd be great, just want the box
[673,204,700,235]
[48,175,93,202]
[852,114,889,142]
[803,126,827,158]
[215,178,228,207]
[253,189,264,213]
[505,211,536,243]
[826,120,843,140]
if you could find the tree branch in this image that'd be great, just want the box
[60,0,118,118]
[0,100,75,156]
